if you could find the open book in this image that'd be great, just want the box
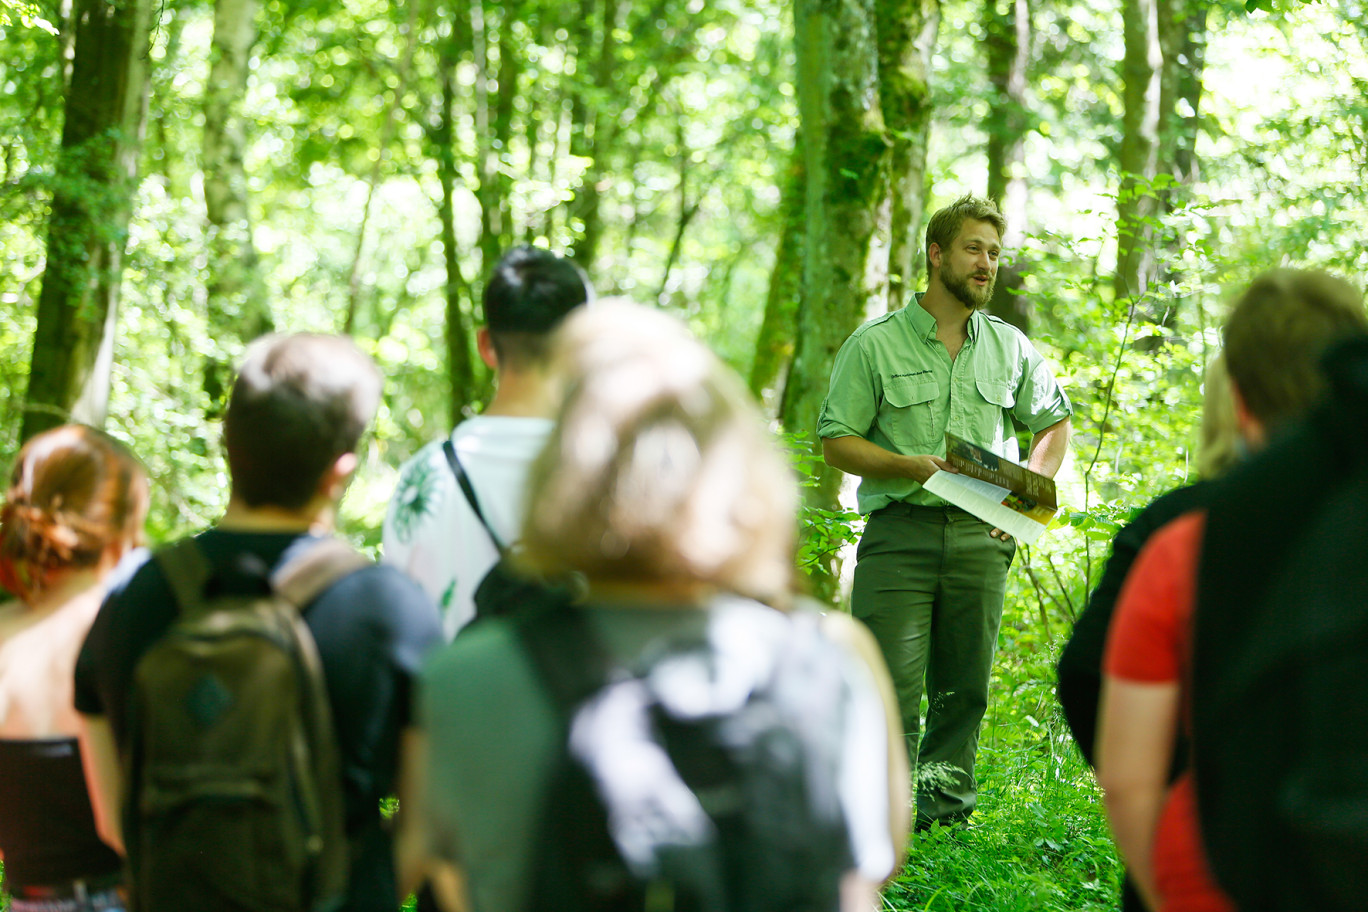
[920,432,1058,544]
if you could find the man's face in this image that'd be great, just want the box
[934,219,1002,310]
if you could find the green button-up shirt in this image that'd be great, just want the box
[817,297,1073,514]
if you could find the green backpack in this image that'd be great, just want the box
[126,538,366,912]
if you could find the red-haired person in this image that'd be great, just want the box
[0,426,149,912]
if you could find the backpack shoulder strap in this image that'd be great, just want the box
[272,538,374,609]
[513,608,613,719]
[442,438,508,554]
[154,538,214,618]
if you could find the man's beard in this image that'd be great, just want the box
[942,263,996,310]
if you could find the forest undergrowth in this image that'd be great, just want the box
[886,643,1122,912]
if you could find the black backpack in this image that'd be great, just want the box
[125,537,367,912]
[512,600,857,912]
[1193,337,1368,912]
[441,439,580,626]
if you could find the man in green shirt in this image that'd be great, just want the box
[818,194,1072,829]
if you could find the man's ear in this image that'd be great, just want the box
[928,242,943,272]
[319,451,360,503]
[477,328,499,371]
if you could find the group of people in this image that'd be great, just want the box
[0,188,1363,912]
[0,243,911,912]
[1057,268,1368,912]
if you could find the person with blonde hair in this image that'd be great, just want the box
[1056,354,1239,912]
[0,425,149,912]
[405,301,908,912]
[820,194,1073,830]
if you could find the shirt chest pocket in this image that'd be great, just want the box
[975,377,1016,411]
[878,376,940,448]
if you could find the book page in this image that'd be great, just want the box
[920,433,1061,543]
[922,471,1051,544]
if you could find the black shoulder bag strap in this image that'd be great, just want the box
[513,606,613,718]
[442,438,509,554]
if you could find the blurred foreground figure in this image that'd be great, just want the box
[1192,333,1368,911]
[0,425,149,912]
[1056,355,1239,912]
[406,301,909,912]
[1096,270,1368,912]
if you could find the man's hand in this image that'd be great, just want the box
[823,436,957,483]
[907,454,956,484]
[989,528,1012,542]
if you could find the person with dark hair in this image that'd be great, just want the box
[384,246,592,639]
[74,334,442,911]
[1095,270,1368,912]
[0,425,148,912]
[404,301,908,912]
[819,193,1072,829]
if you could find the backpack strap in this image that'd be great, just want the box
[154,537,371,618]
[442,438,509,554]
[154,539,214,617]
[513,607,614,719]
[272,538,373,608]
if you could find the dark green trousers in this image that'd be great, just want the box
[851,503,1016,824]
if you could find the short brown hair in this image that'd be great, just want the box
[924,194,1007,277]
[1223,269,1368,431]
[518,301,797,603]
[224,333,381,510]
[0,425,149,600]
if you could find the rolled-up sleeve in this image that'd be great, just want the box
[1013,345,1072,433]
[818,337,877,440]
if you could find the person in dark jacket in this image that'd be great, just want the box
[1192,334,1368,912]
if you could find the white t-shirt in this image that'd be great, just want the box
[382,416,553,640]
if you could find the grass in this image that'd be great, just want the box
[884,636,1124,912]
[888,748,1121,911]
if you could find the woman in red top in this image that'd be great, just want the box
[1098,511,1233,912]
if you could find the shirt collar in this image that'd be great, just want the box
[907,293,985,342]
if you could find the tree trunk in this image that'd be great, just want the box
[984,0,1033,335]
[1151,0,1207,315]
[22,0,153,441]
[151,9,187,194]
[783,0,891,597]
[749,140,805,411]
[343,0,418,335]
[567,0,619,270]
[491,4,519,250]
[1114,0,1162,309]
[437,31,477,423]
[877,0,939,313]
[471,0,503,274]
[655,121,705,304]
[202,0,269,409]
[1158,0,1206,196]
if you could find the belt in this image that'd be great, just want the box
[874,501,967,518]
[13,873,124,901]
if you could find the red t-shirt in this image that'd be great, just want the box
[1104,511,1233,912]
